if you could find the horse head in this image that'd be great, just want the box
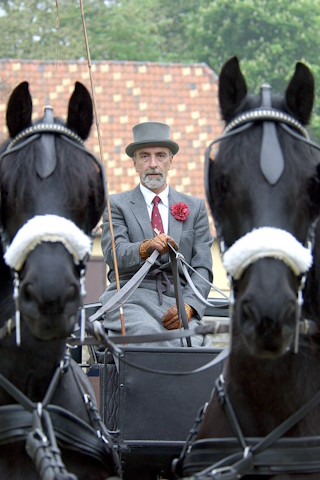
[0,81,106,342]
[207,57,320,358]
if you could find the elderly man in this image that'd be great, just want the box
[100,121,213,347]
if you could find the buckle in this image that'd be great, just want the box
[209,465,238,479]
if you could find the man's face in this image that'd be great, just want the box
[133,146,172,193]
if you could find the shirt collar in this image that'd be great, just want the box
[140,184,169,207]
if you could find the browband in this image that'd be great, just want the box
[6,122,84,151]
[224,107,309,139]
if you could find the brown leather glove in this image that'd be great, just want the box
[139,234,177,260]
[162,303,195,330]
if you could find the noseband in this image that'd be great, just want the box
[0,107,106,345]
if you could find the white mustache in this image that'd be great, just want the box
[144,168,163,176]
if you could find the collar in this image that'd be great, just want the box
[139,183,169,207]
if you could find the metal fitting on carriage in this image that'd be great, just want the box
[59,351,71,374]
[215,374,226,406]
[209,465,240,480]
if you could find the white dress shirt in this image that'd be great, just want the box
[140,183,169,234]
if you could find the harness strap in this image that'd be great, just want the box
[0,352,121,476]
[89,249,160,322]
[215,376,247,451]
[169,246,191,347]
[26,408,77,480]
[82,323,216,347]
[192,379,320,479]
[183,438,320,479]
[69,361,122,476]
[0,404,117,467]
[89,245,229,324]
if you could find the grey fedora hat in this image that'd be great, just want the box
[125,121,179,157]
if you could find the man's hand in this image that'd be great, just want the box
[162,303,194,330]
[139,234,177,259]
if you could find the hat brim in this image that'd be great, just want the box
[125,140,179,157]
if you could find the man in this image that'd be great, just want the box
[100,121,213,347]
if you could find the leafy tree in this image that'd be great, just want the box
[181,0,320,139]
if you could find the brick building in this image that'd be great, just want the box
[0,59,228,301]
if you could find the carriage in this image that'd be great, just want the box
[79,299,228,480]
[2,55,320,480]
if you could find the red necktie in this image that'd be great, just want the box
[151,196,164,234]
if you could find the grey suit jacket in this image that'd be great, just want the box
[101,185,213,318]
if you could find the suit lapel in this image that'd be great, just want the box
[128,186,185,242]
[129,185,154,238]
[168,188,183,244]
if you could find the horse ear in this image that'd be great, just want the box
[6,81,32,138]
[218,56,247,122]
[285,62,314,125]
[67,82,93,140]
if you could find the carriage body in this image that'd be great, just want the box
[82,300,227,480]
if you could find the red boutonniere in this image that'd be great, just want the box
[170,202,190,222]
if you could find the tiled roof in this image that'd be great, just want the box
[0,59,223,234]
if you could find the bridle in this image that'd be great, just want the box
[205,83,320,256]
[204,84,320,352]
[0,106,107,346]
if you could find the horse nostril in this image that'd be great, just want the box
[66,284,78,302]
[21,282,36,304]
[240,300,259,334]
[280,301,297,333]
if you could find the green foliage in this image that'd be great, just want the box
[181,0,320,139]
[1,0,320,138]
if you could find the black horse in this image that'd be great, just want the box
[179,57,320,479]
[0,82,121,479]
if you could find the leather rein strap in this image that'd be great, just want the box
[0,353,121,477]
[183,376,320,480]
[169,244,192,347]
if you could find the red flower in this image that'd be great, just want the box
[170,202,190,222]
